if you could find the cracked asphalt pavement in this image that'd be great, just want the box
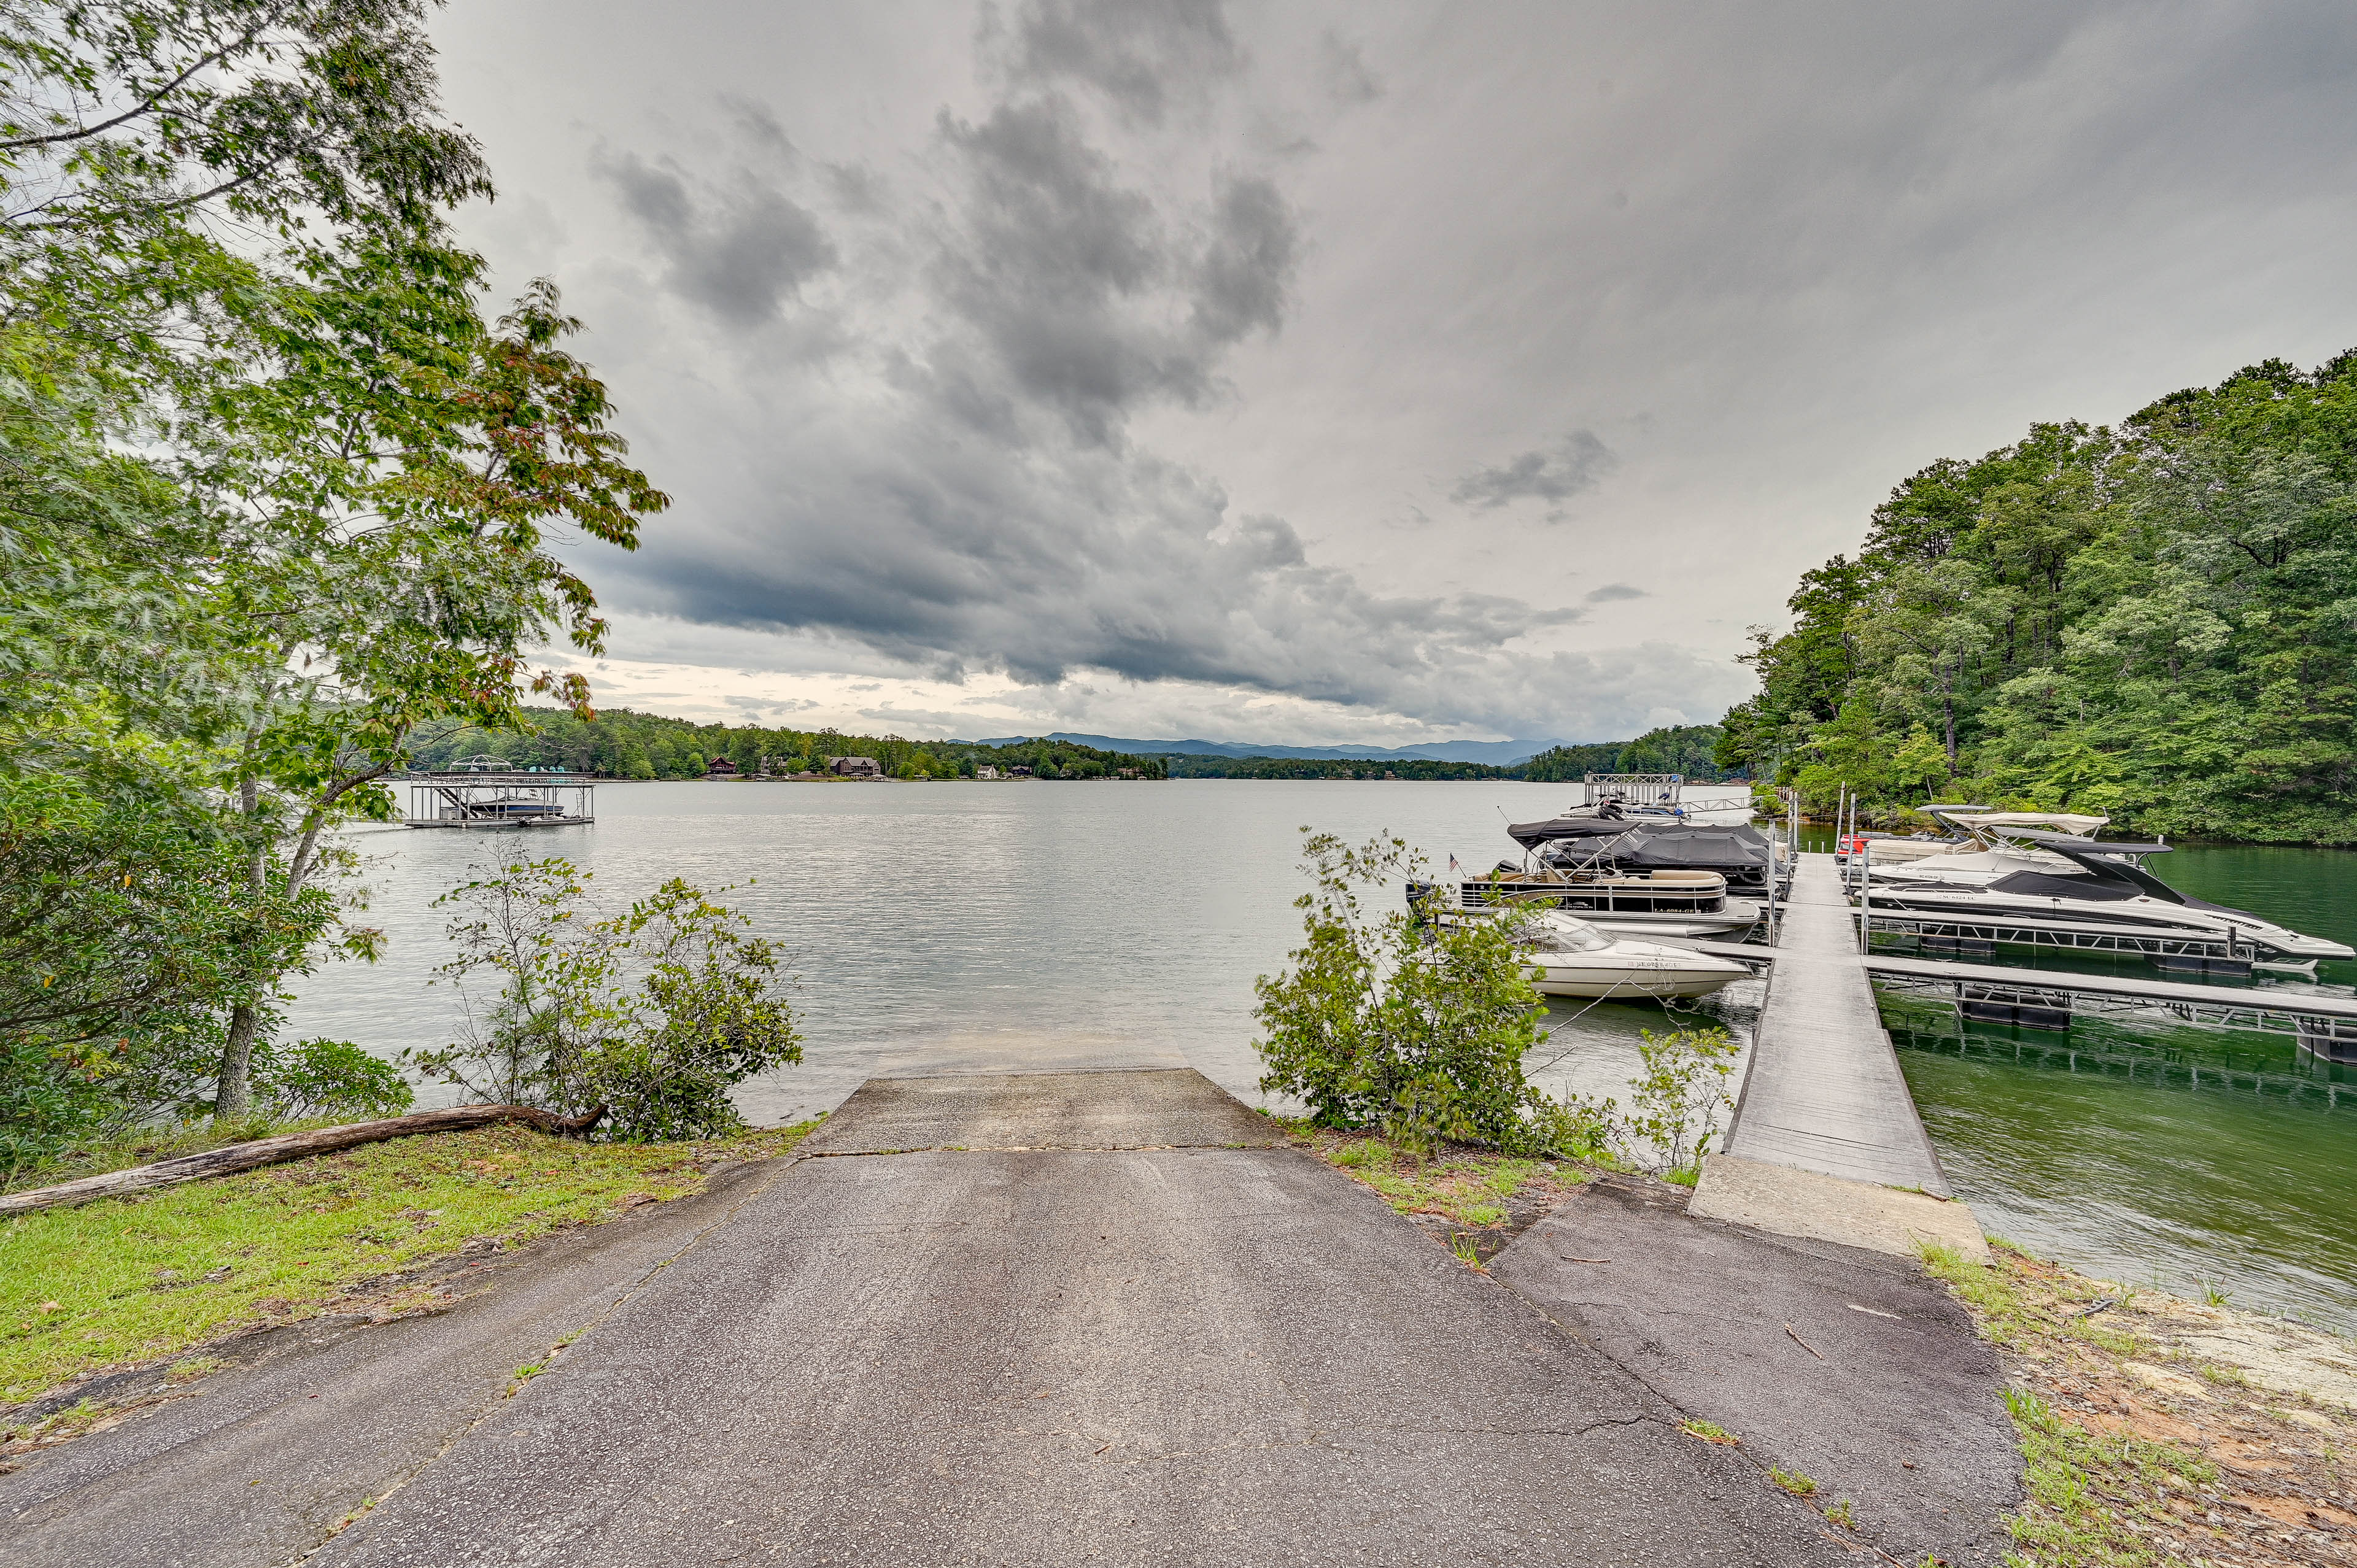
[6,1071,1859,1566]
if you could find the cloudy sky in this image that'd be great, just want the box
[430,1,2357,747]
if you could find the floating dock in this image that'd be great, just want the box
[1717,853,1953,1195]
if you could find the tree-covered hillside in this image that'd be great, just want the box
[1717,352,2357,844]
[406,712,1168,780]
[411,714,1732,786]
[1519,726,1732,783]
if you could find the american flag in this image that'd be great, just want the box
[1448,854,1461,875]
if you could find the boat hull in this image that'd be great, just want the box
[1863,887,2351,962]
[1526,961,1747,998]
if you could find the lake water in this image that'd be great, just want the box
[291,781,2357,1334]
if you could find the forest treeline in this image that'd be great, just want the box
[1717,352,2357,844]
[414,711,1734,784]
[409,713,1169,781]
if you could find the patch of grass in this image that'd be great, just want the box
[1662,1165,1700,1188]
[1822,1498,1855,1529]
[1914,1240,2140,1358]
[1313,1142,1556,1228]
[1678,1417,1739,1446]
[0,1120,814,1407]
[1909,1237,2355,1568]
[1768,1465,1817,1497]
[2000,1386,2216,1566]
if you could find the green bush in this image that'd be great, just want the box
[1253,829,1595,1159]
[405,859,800,1140]
[252,1039,414,1121]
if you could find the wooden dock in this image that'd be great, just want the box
[1719,852,1953,1196]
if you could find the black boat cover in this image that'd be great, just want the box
[1611,825,1773,871]
[1507,808,1633,848]
[1983,870,2138,902]
[1526,821,1773,870]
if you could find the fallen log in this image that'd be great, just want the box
[0,1103,608,1218]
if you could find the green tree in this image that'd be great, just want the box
[193,258,667,1116]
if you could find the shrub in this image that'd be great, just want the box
[405,859,799,1140]
[252,1038,414,1121]
[1253,829,1593,1159]
[1577,1026,1741,1181]
[585,881,800,1140]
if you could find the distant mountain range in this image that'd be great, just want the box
[976,733,1569,765]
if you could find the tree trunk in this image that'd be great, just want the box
[1943,695,1959,768]
[214,1000,262,1121]
[1,1103,608,1216]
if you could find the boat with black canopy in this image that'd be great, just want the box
[1863,825,2351,968]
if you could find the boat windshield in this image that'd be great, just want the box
[1523,917,1612,954]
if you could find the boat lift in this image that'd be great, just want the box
[403,767,595,828]
[1581,773,1685,807]
[1861,955,2357,1065]
[1860,911,2256,972]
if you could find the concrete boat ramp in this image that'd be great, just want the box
[3,1068,2021,1568]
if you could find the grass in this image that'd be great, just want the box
[2000,1386,2217,1566]
[1273,1121,1596,1269]
[2,1113,339,1195]
[1292,1132,1559,1227]
[1768,1465,1817,1497]
[0,1119,815,1408]
[1911,1237,2357,1567]
[1678,1417,1739,1446]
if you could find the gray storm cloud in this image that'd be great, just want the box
[445,0,2357,744]
[998,0,1243,126]
[595,149,836,329]
[566,0,1733,738]
[1451,432,1619,513]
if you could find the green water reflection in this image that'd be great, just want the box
[1875,843,2357,1334]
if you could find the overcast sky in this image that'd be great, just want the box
[430,0,2357,746]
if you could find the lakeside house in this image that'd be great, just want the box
[705,757,738,777]
[975,765,1002,779]
[827,755,885,778]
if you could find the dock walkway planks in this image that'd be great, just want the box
[1722,852,1951,1197]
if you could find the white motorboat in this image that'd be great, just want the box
[1864,823,2351,967]
[1515,913,1752,998]
[1845,810,2107,872]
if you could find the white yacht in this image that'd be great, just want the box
[1843,809,2109,869]
[1863,821,2351,968]
[1515,913,1753,998]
